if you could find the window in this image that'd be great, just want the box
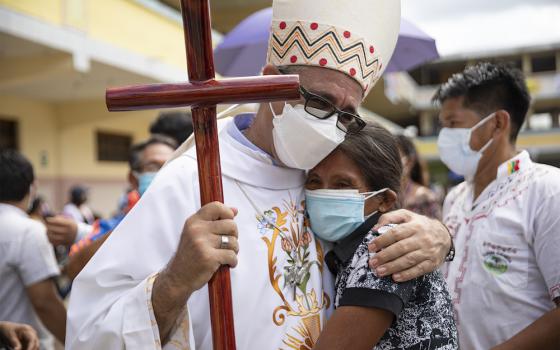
[409,66,441,86]
[96,131,132,162]
[0,118,18,150]
[531,54,556,73]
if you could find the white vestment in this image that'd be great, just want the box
[66,117,334,349]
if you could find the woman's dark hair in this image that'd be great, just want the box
[0,149,35,202]
[337,123,402,197]
[395,135,428,187]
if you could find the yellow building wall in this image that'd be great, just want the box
[0,0,63,24]
[0,0,187,70]
[87,0,187,70]
[54,99,156,179]
[0,95,60,177]
[52,99,159,216]
[0,95,161,215]
[0,0,189,215]
[0,95,158,178]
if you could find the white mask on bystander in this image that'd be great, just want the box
[437,113,496,181]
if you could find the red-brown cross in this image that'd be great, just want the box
[105,1,300,349]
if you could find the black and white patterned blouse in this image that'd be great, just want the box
[326,217,458,350]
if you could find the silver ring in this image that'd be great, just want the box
[220,235,230,250]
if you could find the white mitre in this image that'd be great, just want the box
[267,0,401,98]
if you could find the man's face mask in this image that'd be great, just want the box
[270,102,344,170]
[134,172,157,196]
[437,113,496,182]
[269,86,365,170]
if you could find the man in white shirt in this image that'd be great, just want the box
[67,1,454,349]
[436,62,560,349]
[0,150,67,350]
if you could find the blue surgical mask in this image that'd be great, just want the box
[137,172,157,196]
[305,188,388,242]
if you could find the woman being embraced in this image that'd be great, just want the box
[307,124,457,350]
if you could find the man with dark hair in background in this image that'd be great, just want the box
[435,62,560,349]
[0,150,66,349]
[149,111,193,146]
[62,186,94,225]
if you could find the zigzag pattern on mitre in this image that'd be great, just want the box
[269,24,381,81]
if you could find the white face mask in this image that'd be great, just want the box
[437,113,495,182]
[271,103,345,170]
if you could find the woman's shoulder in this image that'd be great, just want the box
[342,224,417,300]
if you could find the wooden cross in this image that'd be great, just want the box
[105,1,300,349]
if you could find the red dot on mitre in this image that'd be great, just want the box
[343,31,351,38]
[319,58,327,66]
[279,21,287,29]
[349,68,356,76]
[290,55,297,63]
[365,84,369,91]
[369,46,375,54]
[310,22,318,30]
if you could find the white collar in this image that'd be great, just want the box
[0,203,27,217]
[467,150,532,209]
[496,150,532,180]
[185,120,305,190]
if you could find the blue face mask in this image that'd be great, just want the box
[305,188,388,242]
[137,172,157,196]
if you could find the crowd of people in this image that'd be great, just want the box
[1,2,559,348]
[2,61,558,350]
[0,112,191,350]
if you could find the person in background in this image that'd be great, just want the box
[435,62,560,349]
[62,186,94,225]
[0,150,66,349]
[47,135,176,249]
[149,111,193,146]
[62,135,176,280]
[395,135,442,219]
[27,196,52,222]
[0,321,40,350]
[308,125,457,349]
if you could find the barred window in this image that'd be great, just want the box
[531,54,556,73]
[96,131,132,162]
[0,118,18,150]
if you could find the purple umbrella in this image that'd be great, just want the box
[384,19,439,73]
[214,8,439,77]
[214,8,273,77]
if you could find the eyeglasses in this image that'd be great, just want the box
[299,86,366,135]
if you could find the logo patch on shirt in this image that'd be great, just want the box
[483,253,510,275]
[507,159,521,175]
[481,241,517,276]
